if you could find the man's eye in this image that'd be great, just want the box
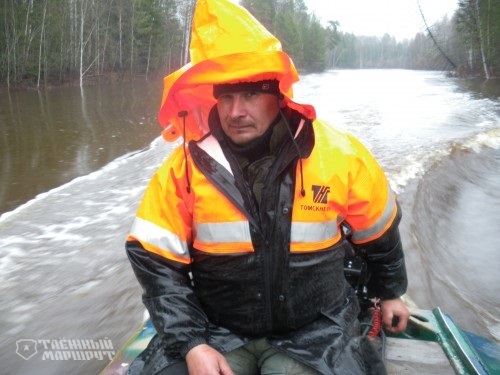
[245,91,258,98]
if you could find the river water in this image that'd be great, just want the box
[1,70,499,374]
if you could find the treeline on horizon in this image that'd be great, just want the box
[1,0,499,90]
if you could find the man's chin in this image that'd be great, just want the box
[232,139,252,145]
[229,133,255,145]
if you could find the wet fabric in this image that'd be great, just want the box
[126,112,406,374]
[224,338,321,374]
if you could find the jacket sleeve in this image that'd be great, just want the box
[352,202,408,300]
[344,134,408,300]
[126,240,210,359]
[126,147,210,359]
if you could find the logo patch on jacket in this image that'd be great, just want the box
[300,185,331,212]
[312,185,330,204]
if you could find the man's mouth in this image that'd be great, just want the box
[229,122,252,130]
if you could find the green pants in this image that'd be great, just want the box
[224,338,320,375]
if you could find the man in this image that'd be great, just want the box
[126,0,409,374]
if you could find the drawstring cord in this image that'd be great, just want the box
[178,110,191,193]
[278,99,306,197]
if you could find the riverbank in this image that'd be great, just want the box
[0,70,166,95]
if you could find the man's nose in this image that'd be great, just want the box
[228,95,246,118]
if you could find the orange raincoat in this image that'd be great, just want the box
[157,0,315,143]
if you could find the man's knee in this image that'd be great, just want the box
[224,344,259,375]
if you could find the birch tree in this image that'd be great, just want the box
[474,0,490,78]
[37,0,47,88]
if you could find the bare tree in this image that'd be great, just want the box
[130,0,135,74]
[37,0,48,88]
[473,0,490,78]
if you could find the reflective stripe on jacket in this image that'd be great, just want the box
[128,119,397,263]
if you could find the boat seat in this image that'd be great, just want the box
[385,337,456,374]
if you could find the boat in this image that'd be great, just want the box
[101,305,500,375]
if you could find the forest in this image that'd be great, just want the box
[1,0,499,90]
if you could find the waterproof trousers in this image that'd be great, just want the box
[224,338,320,375]
[157,338,320,375]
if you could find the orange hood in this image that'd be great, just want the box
[159,0,316,142]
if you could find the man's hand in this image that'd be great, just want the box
[380,297,410,334]
[185,344,234,375]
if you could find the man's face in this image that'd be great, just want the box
[216,91,280,145]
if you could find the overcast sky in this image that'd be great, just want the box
[303,0,459,40]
